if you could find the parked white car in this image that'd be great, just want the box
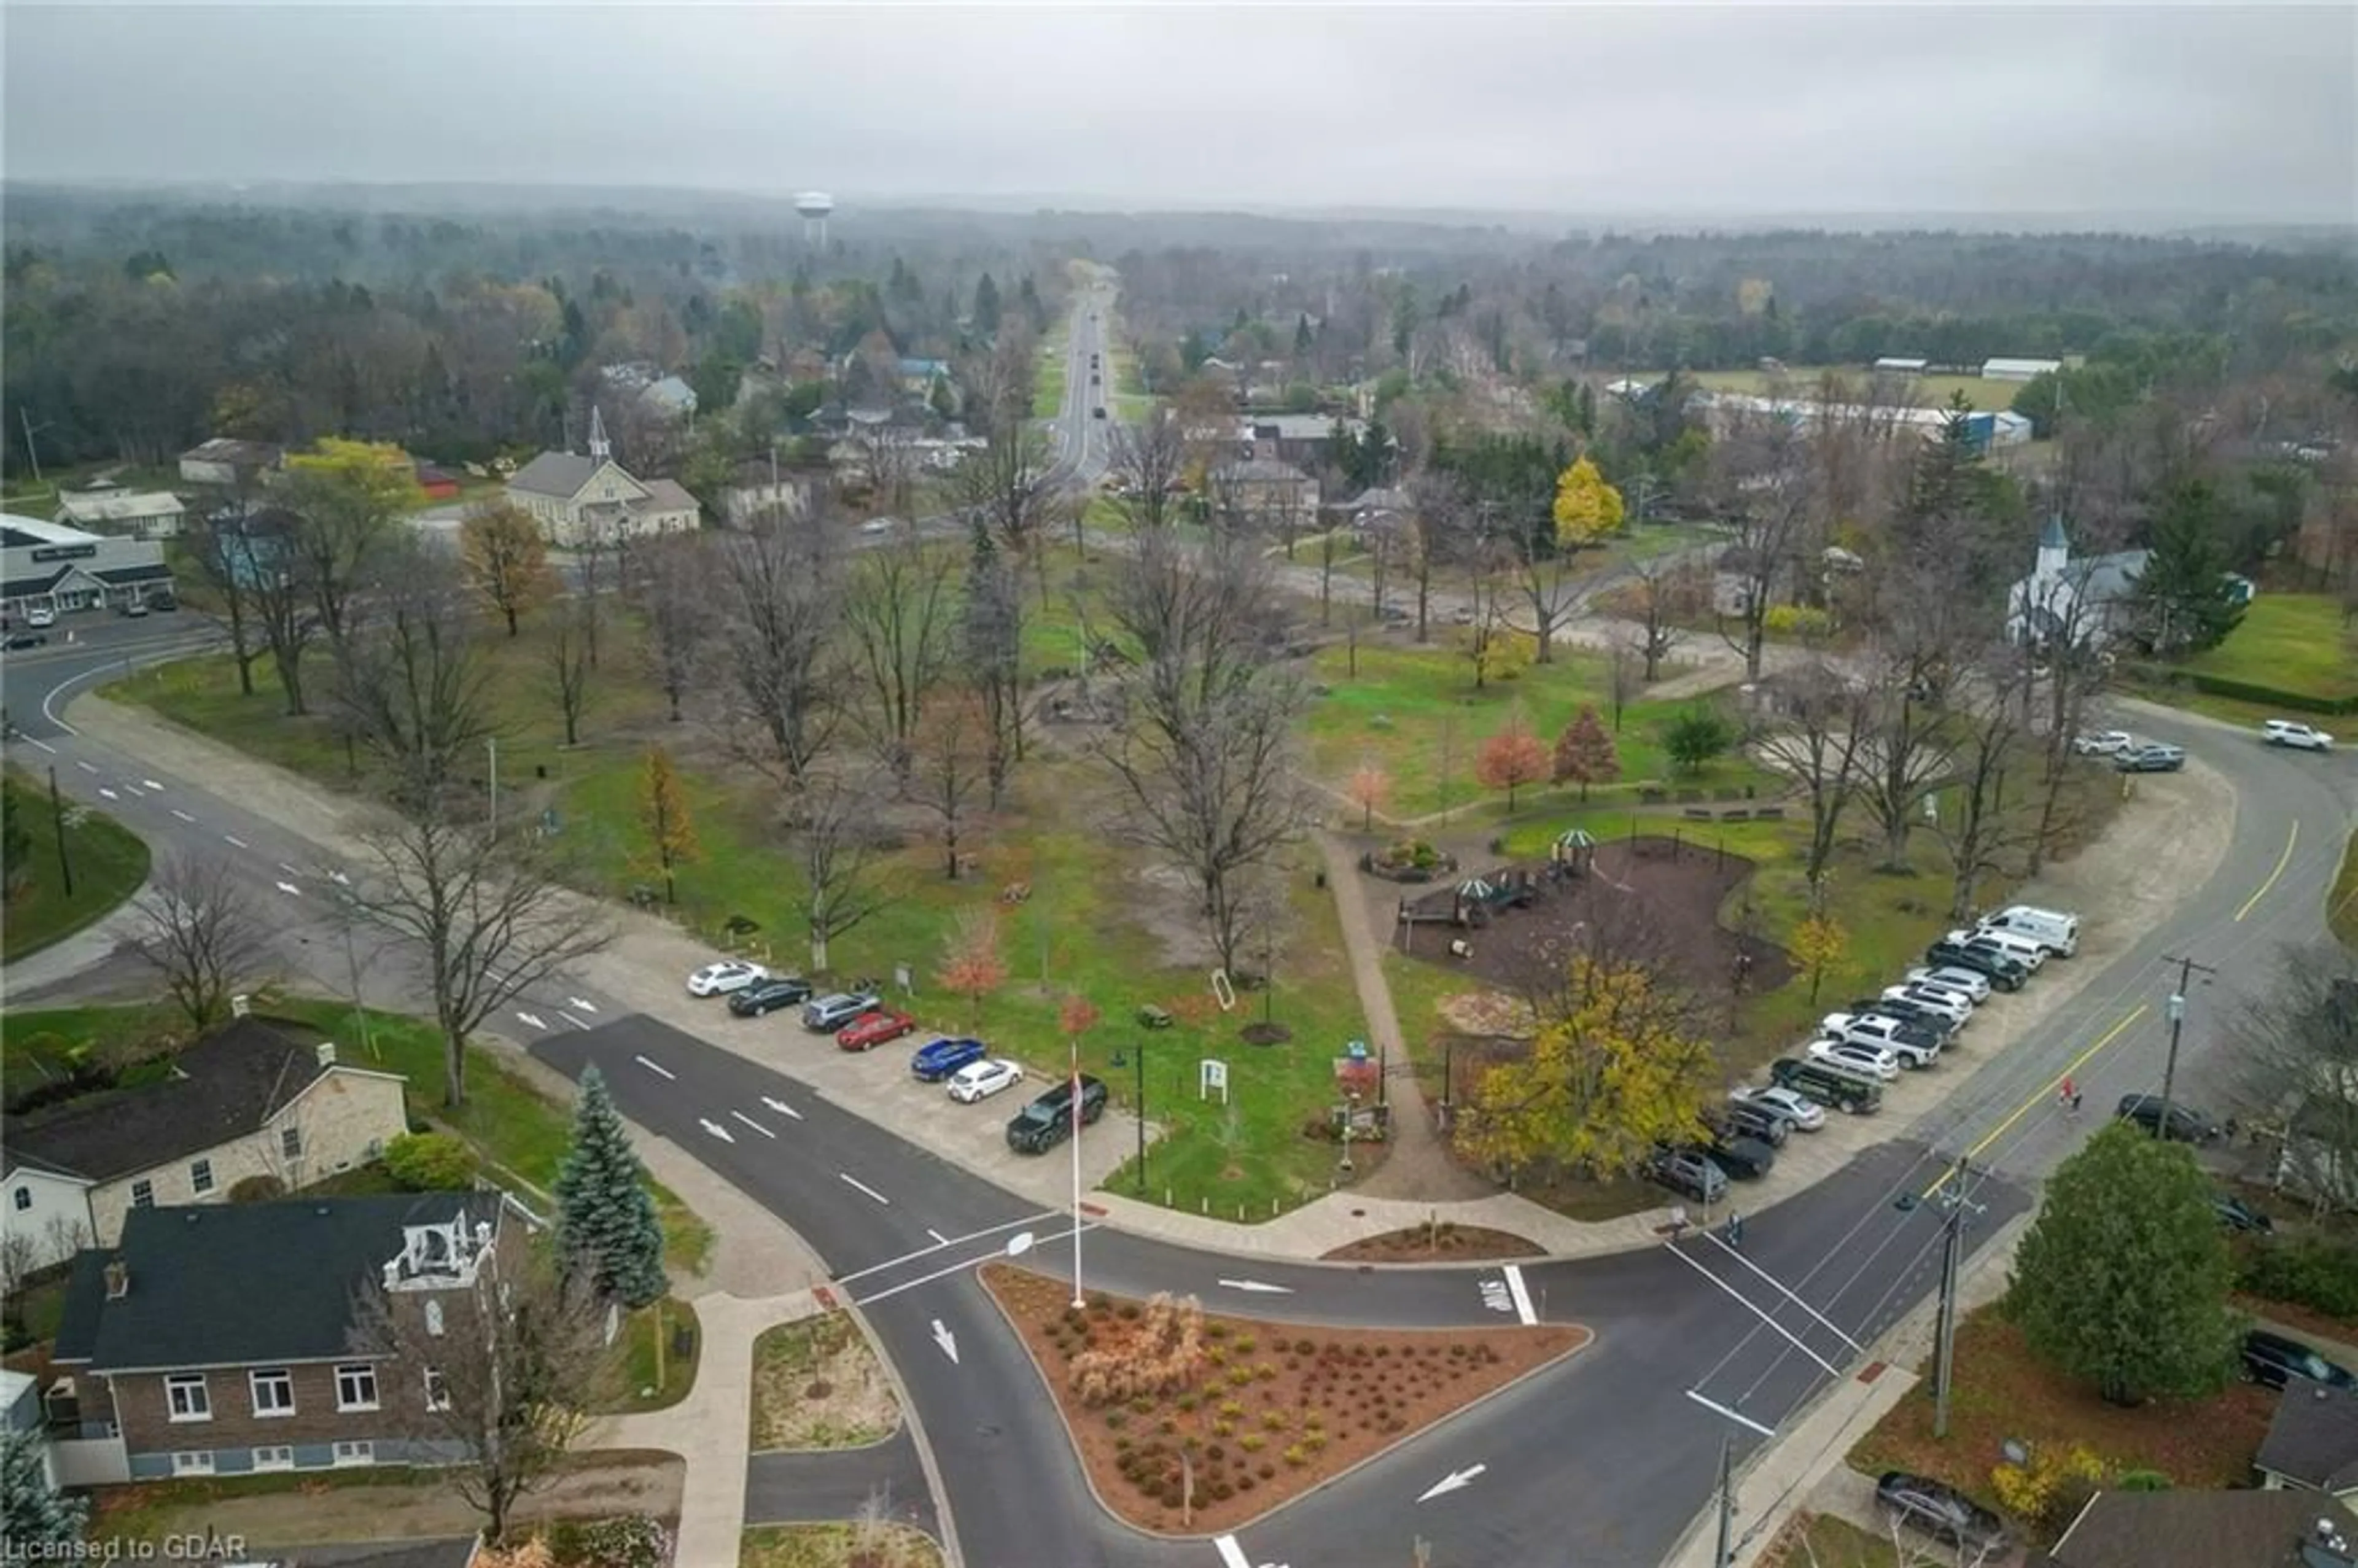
[1908,965,1992,1003]
[2072,730,2133,756]
[1885,984,1974,1027]
[2263,720,2334,752]
[1947,927,2047,971]
[687,958,768,997]
[1808,1038,1901,1082]
[947,1058,1024,1103]
[1731,1085,1827,1131]
[24,606,55,629]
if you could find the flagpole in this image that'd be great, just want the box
[1070,1037,1086,1310]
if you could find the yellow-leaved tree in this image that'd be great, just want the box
[1457,956,1716,1182]
[1791,912,1849,1004]
[1551,455,1627,549]
[461,502,556,636]
[637,746,699,906]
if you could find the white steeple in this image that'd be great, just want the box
[588,405,611,463]
[2034,513,2068,583]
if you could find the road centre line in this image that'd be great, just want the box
[28,739,55,753]
[558,1011,589,1030]
[1924,1003,2150,1200]
[74,759,96,773]
[830,1212,1059,1288]
[839,1172,891,1206]
[2235,819,2300,922]
[635,1055,676,1080]
[169,809,195,823]
[851,1222,1097,1308]
[224,834,249,849]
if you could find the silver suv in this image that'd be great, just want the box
[802,989,882,1032]
[1647,1146,1727,1204]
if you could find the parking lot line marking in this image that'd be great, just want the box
[928,1228,949,1246]
[1502,1263,1537,1325]
[2235,819,2300,922]
[840,1172,891,1205]
[730,1111,777,1139]
[635,1055,676,1081]
[1926,1002,2149,1199]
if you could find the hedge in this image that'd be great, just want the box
[2125,662,2358,716]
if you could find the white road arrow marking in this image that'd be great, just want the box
[142,780,163,791]
[730,1111,776,1139]
[97,787,117,799]
[515,1011,546,1031]
[223,834,249,849]
[636,1055,676,1080]
[169,809,195,823]
[760,1095,803,1120]
[931,1319,960,1364]
[700,1118,736,1143]
[274,880,301,897]
[1216,1278,1294,1295]
[1417,1464,1487,1502]
[839,1173,890,1205]
[568,997,598,1013]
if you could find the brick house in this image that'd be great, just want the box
[51,1192,531,1481]
[2,1017,408,1270]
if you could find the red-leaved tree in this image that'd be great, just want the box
[1474,713,1550,811]
[1551,705,1621,801]
[1344,763,1393,832]
[937,909,1010,1028]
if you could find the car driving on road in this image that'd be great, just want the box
[728,976,813,1016]
[2114,742,2185,772]
[2263,720,2334,751]
[688,959,768,997]
[947,1058,1023,1103]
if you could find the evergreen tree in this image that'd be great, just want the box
[2,1428,88,1551]
[553,1066,669,1309]
[2007,1121,2239,1405]
[971,273,1002,337]
[2130,478,2246,654]
[1293,313,1314,357]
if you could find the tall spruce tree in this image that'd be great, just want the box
[553,1066,668,1308]
[2,1429,88,1550]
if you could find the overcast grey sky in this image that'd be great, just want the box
[5,4,2353,222]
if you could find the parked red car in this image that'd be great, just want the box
[836,1009,917,1052]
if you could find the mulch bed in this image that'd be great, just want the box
[980,1263,1588,1535]
[1851,1305,2276,1507]
[1397,837,1792,1004]
[1321,1223,1546,1263]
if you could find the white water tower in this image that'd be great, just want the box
[794,192,834,247]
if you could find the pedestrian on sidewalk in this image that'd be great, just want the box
[1725,1211,1745,1249]
[2059,1076,2078,1116]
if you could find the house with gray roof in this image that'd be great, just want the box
[51,1192,530,1483]
[2050,1486,2356,1568]
[2,1016,407,1270]
[2006,514,2152,648]
[55,486,186,541]
[505,408,699,548]
[2260,1384,2358,1500]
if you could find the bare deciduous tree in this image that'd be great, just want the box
[1929,645,2035,920]
[950,421,1064,603]
[623,532,714,724]
[134,854,276,1033]
[2231,944,2358,1214]
[347,1238,616,1545]
[1708,410,1818,681]
[330,541,493,808]
[1754,663,1872,895]
[912,688,991,879]
[961,540,1028,800]
[709,517,846,791]
[545,604,594,748]
[844,531,957,780]
[1091,530,1316,972]
[1110,409,1189,535]
[182,492,268,697]
[354,809,613,1106]
[793,774,897,973]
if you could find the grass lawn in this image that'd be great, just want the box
[2333,828,2358,952]
[2,767,151,961]
[0,998,714,1276]
[1850,1305,2276,1541]
[1300,640,1778,820]
[750,1311,900,1450]
[741,1524,942,1568]
[2179,592,2358,704]
[612,1297,701,1413]
[1686,364,2021,413]
[87,1464,431,1542]
[1784,1514,1905,1567]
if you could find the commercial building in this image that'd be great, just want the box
[1,514,174,621]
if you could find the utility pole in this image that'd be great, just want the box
[46,765,75,897]
[1712,1434,1735,1568]
[485,737,499,837]
[1930,1151,1977,1439]
[2158,952,2220,1139]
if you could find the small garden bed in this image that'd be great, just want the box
[1321,1222,1546,1263]
[741,1523,943,1568]
[750,1311,901,1450]
[980,1263,1587,1535]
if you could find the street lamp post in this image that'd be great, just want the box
[1111,1042,1148,1193]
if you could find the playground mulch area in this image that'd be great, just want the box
[1396,837,1792,1004]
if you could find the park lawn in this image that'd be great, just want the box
[2332,828,2358,952]
[1848,1305,2276,1532]
[1300,640,1777,820]
[559,751,1371,1220]
[2180,592,2358,704]
[0,998,714,1276]
[1,768,151,962]
[1685,365,2018,413]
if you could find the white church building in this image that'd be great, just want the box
[505,407,700,549]
[2005,515,2152,648]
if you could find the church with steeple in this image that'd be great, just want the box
[504,405,701,549]
[2004,514,2155,649]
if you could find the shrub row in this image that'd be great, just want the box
[2128,662,2358,716]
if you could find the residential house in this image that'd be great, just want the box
[50,1191,531,1481]
[55,486,187,541]
[896,358,951,396]
[178,438,284,489]
[2260,1383,2358,1500]
[1243,414,1368,470]
[1333,485,1413,531]
[720,460,820,528]
[1208,456,1320,532]
[1,514,174,621]
[2049,1486,2356,1568]
[2,1016,408,1270]
[601,363,699,424]
[506,409,700,548]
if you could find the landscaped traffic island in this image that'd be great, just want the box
[981,1264,1589,1534]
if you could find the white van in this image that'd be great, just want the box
[1977,905,2079,958]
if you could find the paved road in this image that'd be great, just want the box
[7,557,2354,1564]
[745,1431,936,1535]
[1047,278,1118,488]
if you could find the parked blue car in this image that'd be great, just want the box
[911,1036,988,1082]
